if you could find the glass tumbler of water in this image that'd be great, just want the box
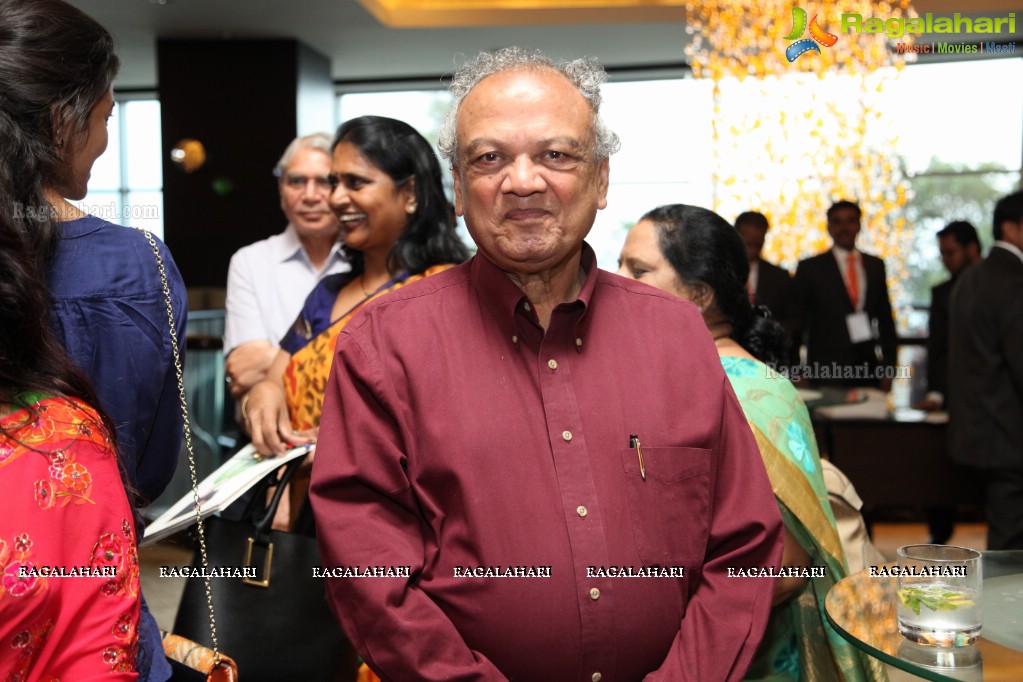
[896,544,982,647]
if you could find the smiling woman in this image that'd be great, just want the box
[245,115,470,457]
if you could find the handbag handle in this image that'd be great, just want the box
[139,229,221,665]
[252,457,306,538]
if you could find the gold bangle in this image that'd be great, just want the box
[240,394,251,421]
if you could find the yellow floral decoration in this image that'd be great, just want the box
[685,0,916,315]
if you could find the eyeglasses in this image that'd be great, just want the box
[281,173,332,193]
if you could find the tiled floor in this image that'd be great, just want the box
[140,522,991,633]
[140,539,192,632]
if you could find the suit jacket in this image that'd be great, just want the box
[948,246,1023,470]
[791,249,898,387]
[926,277,954,400]
[754,258,792,322]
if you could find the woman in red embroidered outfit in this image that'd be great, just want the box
[0,212,140,676]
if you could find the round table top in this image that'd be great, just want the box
[824,551,1023,681]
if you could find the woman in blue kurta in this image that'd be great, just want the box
[619,204,885,682]
[0,3,186,680]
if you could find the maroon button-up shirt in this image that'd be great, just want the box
[311,244,783,682]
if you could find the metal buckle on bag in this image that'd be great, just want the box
[242,536,273,588]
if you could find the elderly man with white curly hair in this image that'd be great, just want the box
[310,47,782,682]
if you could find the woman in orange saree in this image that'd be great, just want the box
[245,115,469,453]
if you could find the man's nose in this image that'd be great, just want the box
[302,179,322,200]
[501,156,547,195]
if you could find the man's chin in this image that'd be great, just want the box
[294,219,339,236]
[485,243,579,274]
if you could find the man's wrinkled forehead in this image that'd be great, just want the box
[454,67,595,157]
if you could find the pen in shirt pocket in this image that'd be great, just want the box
[629,433,646,481]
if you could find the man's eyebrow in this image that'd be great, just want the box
[462,136,588,160]
[539,137,587,153]
[463,138,499,160]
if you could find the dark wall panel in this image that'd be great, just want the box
[158,39,331,288]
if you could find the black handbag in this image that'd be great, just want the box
[172,458,358,682]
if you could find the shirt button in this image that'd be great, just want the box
[592,674,602,682]
[589,587,600,600]
[562,430,573,442]
[576,337,583,347]
[523,301,531,312]
[548,359,558,370]
[576,505,588,518]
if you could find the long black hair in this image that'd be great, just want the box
[0,0,120,268]
[640,204,788,366]
[0,212,117,444]
[332,116,470,275]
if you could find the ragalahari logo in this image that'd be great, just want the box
[784,7,839,62]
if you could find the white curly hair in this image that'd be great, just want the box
[437,47,621,168]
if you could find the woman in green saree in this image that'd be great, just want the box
[618,204,885,682]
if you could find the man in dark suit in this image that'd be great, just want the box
[735,211,792,322]
[916,221,981,544]
[949,191,1023,550]
[791,200,898,388]
[916,221,981,411]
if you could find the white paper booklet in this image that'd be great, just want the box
[142,443,313,546]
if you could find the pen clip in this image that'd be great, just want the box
[630,433,646,481]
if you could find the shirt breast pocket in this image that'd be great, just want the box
[622,446,712,567]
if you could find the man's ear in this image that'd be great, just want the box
[596,158,609,211]
[452,165,464,217]
[1003,219,1023,251]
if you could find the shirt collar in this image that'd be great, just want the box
[994,240,1023,265]
[469,242,599,347]
[832,245,857,260]
[279,223,343,270]
[277,224,306,263]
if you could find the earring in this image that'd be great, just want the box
[407,203,417,214]
[55,130,64,149]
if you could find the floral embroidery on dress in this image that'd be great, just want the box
[98,549,140,671]
[1,535,51,680]
[1,396,139,677]
[1,532,46,602]
[103,642,135,673]
[721,355,761,378]
[785,421,816,474]
[91,523,140,600]
[5,618,55,680]
[34,479,55,510]
[19,414,56,446]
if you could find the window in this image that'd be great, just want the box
[337,75,715,267]
[77,95,164,238]
[893,58,1023,313]
[340,57,1023,313]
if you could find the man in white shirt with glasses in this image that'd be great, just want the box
[224,133,349,401]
